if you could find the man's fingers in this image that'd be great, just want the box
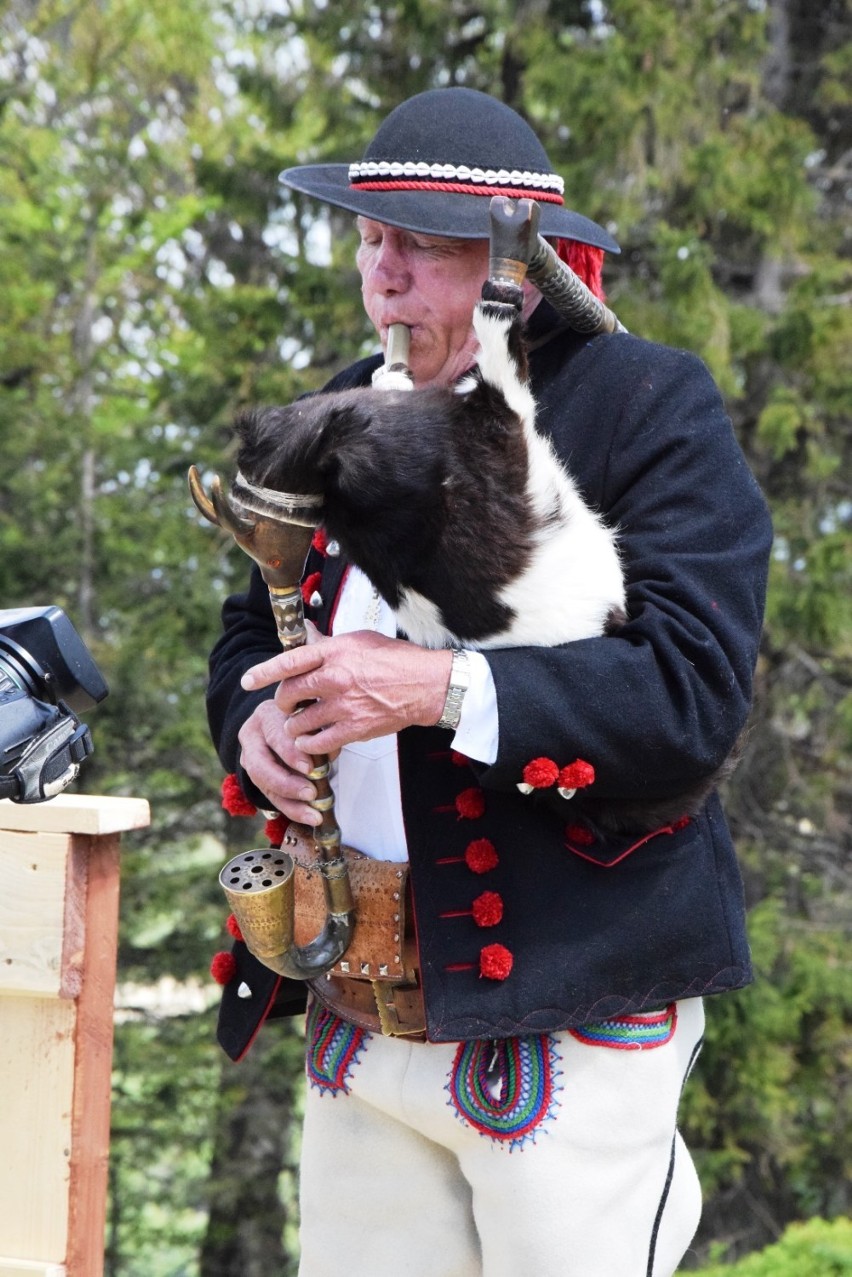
[241,644,325,691]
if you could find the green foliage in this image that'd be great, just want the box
[683,892,852,1225]
[695,1217,852,1276]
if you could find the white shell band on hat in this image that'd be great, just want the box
[349,160,564,197]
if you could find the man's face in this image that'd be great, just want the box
[356,217,490,388]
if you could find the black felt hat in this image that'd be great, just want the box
[280,88,619,253]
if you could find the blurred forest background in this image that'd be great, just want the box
[0,0,850,1272]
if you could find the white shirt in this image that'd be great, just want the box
[328,566,498,862]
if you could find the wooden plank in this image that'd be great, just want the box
[65,833,121,1277]
[0,830,73,997]
[0,1260,66,1275]
[0,795,150,837]
[0,997,75,1262]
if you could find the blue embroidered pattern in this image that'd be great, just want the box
[305,1000,368,1095]
[569,1003,678,1050]
[447,1034,560,1149]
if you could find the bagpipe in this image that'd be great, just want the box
[188,197,627,982]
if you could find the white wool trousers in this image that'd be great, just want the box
[298,996,705,1277]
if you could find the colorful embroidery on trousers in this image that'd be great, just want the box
[569,1003,678,1050]
[447,1034,560,1148]
[306,1000,368,1095]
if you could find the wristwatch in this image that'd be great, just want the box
[436,648,471,731]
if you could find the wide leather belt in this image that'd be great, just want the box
[309,970,427,1041]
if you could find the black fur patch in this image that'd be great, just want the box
[236,363,538,643]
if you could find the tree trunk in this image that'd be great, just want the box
[199,1021,303,1277]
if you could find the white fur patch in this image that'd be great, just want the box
[396,590,454,649]
[397,301,625,650]
[472,307,536,428]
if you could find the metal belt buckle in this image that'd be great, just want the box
[371,980,423,1038]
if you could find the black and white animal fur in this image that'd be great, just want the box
[235,300,737,830]
[236,299,626,652]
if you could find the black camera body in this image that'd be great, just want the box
[0,606,108,803]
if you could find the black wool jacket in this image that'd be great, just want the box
[207,302,773,1060]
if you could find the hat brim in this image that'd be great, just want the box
[280,164,620,254]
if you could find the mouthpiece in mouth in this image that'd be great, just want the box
[372,322,413,391]
[385,323,411,372]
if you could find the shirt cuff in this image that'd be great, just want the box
[451,650,498,765]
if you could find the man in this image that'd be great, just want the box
[206,88,772,1276]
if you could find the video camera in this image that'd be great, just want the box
[0,606,108,803]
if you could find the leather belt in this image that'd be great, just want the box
[309,971,427,1040]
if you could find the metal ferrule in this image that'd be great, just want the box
[268,586,308,649]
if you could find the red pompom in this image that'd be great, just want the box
[479,943,513,981]
[221,773,257,817]
[210,951,237,985]
[558,760,596,790]
[225,913,244,941]
[555,240,606,301]
[472,891,504,928]
[522,757,559,789]
[264,814,289,846]
[450,750,470,767]
[465,839,499,874]
[301,571,322,605]
[565,823,596,847]
[455,787,485,819]
[311,527,329,555]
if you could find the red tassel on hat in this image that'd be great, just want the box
[311,527,329,555]
[221,773,257,818]
[225,913,244,942]
[479,943,513,980]
[210,951,238,985]
[556,239,606,301]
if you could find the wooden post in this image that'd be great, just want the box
[0,794,150,1277]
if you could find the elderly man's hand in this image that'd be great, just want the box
[236,699,324,826]
[241,631,452,765]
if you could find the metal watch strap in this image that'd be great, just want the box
[436,648,471,731]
